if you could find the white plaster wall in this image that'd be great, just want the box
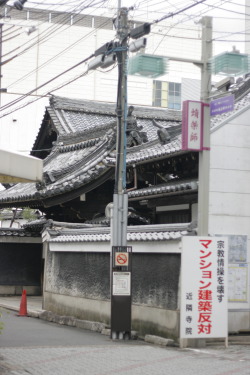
[209,107,250,330]
[49,239,181,253]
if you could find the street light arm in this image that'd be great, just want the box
[166,56,203,66]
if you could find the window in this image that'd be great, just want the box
[153,81,181,109]
[152,80,168,107]
[168,82,181,110]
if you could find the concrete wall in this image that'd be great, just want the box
[210,107,250,331]
[43,244,181,339]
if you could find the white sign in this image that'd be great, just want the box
[112,272,131,296]
[180,236,228,339]
[228,264,248,302]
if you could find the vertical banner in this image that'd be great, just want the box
[180,236,228,339]
[182,100,209,151]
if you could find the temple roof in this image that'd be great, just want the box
[0,96,183,208]
[0,73,250,210]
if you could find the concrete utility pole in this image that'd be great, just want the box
[88,5,150,340]
[110,7,131,341]
[112,7,129,248]
[197,16,212,236]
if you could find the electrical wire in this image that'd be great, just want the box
[2,0,105,53]
[0,53,94,113]
[145,0,245,55]
[2,0,107,60]
[2,0,110,91]
[6,14,112,90]
[2,0,243,82]
[0,65,94,120]
[0,0,247,120]
[0,0,111,103]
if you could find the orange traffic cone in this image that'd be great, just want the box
[18,289,28,317]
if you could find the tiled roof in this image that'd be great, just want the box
[106,137,182,167]
[0,96,183,207]
[128,180,198,200]
[0,77,249,209]
[0,228,41,237]
[210,77,250,129]
[49,96,182,122]
[49,231,187,242]
[48,223,195,243]
[22,218,48,232]
[47,96,182,143]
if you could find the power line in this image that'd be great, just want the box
[5,15,112,89]
[0,0,247,120]
[1,0,110,89]
[147,0,246,54]
[2,0,106,60]
[0,53,94,114]
[0,68,93,119]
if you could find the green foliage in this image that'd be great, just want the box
[22,208,38,221]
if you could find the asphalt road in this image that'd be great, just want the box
[0,308,118,348]
[0,308,250,375]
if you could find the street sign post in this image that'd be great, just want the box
[111,245,132,340]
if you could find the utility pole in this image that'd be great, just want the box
[112,7,129,248]
[88,5,150,341]
[110,7,131,341]
[197,16,212,236]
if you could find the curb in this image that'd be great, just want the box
[145,334,175,347]
[39,310,106,333]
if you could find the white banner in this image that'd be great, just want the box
[180,236,228,339]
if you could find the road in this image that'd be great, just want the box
[0,308,250,375]
[0,307,117,348]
